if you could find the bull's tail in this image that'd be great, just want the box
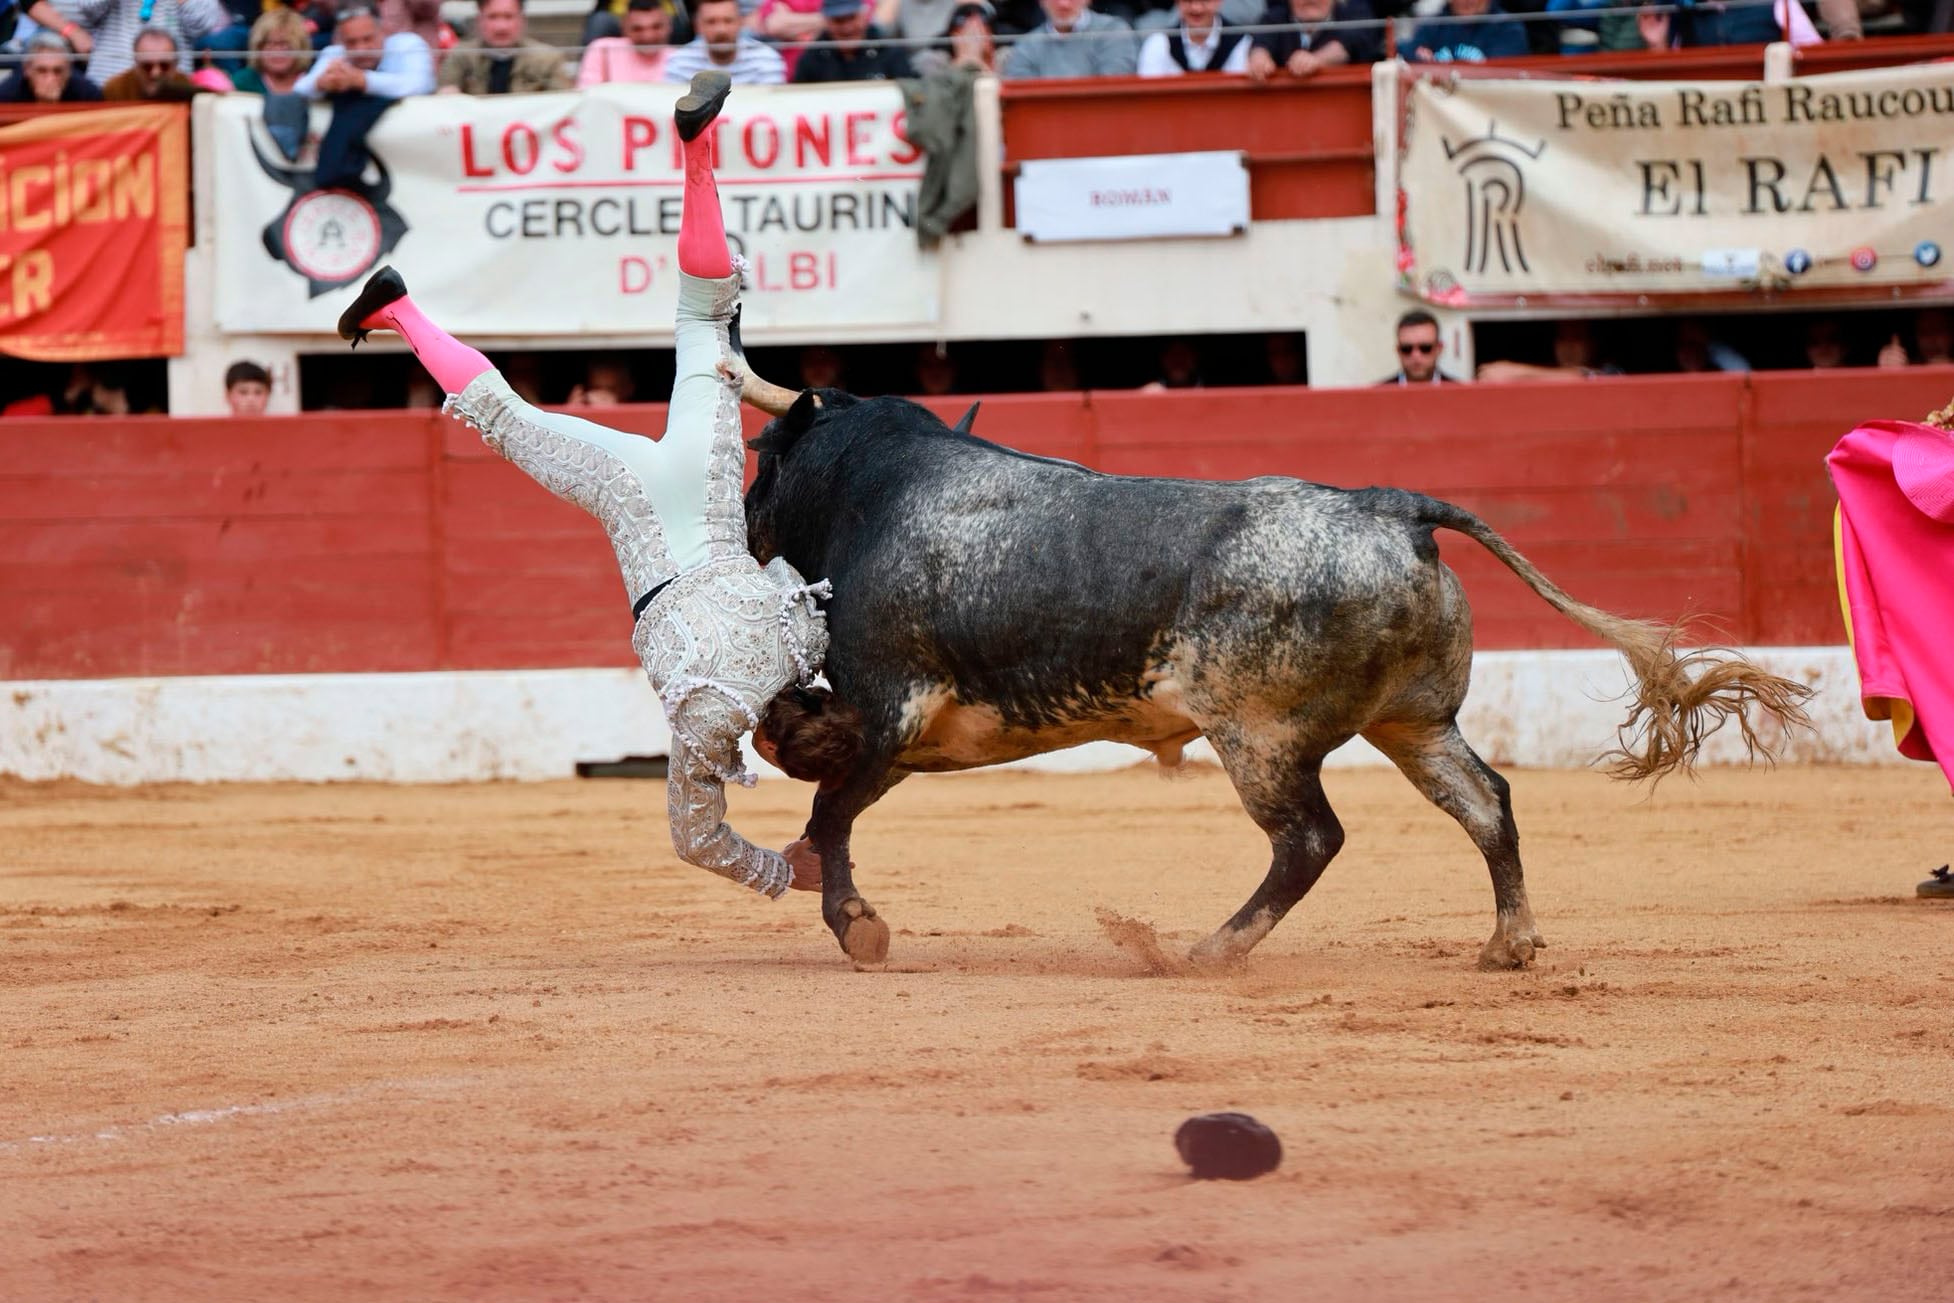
[1376,489,1814,783]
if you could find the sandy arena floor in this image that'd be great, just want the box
[2,763,1950,1301]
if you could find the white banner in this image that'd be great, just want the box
[1013,151,1249,243]
[210,83,938,337]
[1398,63,1954,305]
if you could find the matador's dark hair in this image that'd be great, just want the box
[756,685,864,786]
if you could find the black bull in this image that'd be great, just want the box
[741,389,1810,970]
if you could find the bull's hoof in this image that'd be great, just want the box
[836,897,890,968]
[1477,926,1546,971]
[1186,934,1245,969]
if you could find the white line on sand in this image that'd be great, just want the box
[0,1076,478,1154]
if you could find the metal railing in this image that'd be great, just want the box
[0,1,1855,75]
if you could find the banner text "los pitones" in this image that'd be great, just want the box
[449,104,924,298]
[452,107,922,182]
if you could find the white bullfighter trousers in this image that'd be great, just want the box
[444,269,831,899]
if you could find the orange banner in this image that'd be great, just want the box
[0,105,187,361]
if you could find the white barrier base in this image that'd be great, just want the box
[0,648,1903,784]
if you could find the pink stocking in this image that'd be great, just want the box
[677,132,732,280]
[369,296,493,395]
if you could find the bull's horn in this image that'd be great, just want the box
[740,368,809,417]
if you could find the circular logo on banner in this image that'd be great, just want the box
[281,190,384,286]
[1916,241,1942,268]
[1784,249,1812,276]
[1850,246,1879,273]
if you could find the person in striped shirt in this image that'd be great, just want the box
[55,0,227,83]
[662,0,784,83]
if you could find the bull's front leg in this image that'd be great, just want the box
[805,763,907,968]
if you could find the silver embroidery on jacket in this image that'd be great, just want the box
[442,272,832,900]
[446,374,678,605]
[634,554,831,897]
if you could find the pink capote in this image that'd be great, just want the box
[1828,420,1954,792]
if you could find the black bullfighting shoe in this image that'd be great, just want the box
[337,265,408,348]
[1920,865,1953,899]
[675,69,732,142]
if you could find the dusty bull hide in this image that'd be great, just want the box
[740,387,1812,971]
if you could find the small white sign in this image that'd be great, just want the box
[1699,248,1762,279]
[1015,151,1249,244]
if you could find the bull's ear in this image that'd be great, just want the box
[952,401,981,434]
[785,388,821,434]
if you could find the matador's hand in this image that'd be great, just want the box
[783,838,855,892]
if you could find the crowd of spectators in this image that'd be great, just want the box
[5,0,1950,109]
[2,0,1952,417]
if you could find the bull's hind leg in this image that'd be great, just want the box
[1366,720,1543,970]
[1189,727,1347,966]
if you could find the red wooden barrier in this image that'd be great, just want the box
[7,369,1952,680]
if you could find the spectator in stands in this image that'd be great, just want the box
[193,0,258,73]
[1406,0,1529,61]
[3,0,95,62]
[295,6,435,190]
[1140,338,1203,389]
[1001,0,1138,77]
[1247,0,1378,79]
[913,342,958,395]
[793,0,914,79]
[1039,339,1081,390]
[1137,0,1250,73]
[57,0,227,83]
[1803,317,1849,369]
[1263,331,1304,384]
[1671,318,1750,372]
[583,0,625,41]
[1,31,105,100]
[281,0,338,49]
[899,0,985,51]
[799,345,846,389]
[439,0,570,93]
[224,360,273,416]
[1378,309,1461,384]
[1878,308,1954,367]
[578,0,674,83]
[382,0,446,54]
[1817,0,1891,39]
[501,352,544,403]
[664,0,785,82]
[404,373,443,408]
[911,1,997,74]
[104,27,199,97]
[1477,319,1618,381]
[59,364,133,415]
[753,0,826,77]
[568,355,636,405]
[1542,0,1605,51]
[229,9,311,93]
[1676,0,1822,46]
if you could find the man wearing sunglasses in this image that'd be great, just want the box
[101,25,197,98]
[1379,309,1461,386]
